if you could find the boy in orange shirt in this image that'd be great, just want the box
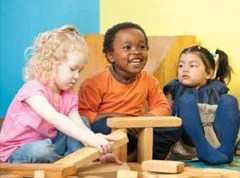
[78,22,182,160]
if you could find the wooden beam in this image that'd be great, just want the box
[138,128,153,162]
[0,174,23,178]
[142,160,184,174]
[116,170,138,178]
[77,162,129,178]
[54,130,128,169]
[34,170,45,178]
[107,116,182,128]
[111,128,127,162]
[0,164,76,178]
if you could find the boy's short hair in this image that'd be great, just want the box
[103,22,149,54]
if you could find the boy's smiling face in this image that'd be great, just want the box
[107,28,148,81]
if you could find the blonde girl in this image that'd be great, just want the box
[0,25,119,163]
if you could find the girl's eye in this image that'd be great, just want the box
[70,67,75,71]
[190,64,198,68]
[178,64,183,68]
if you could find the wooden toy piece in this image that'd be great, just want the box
[138,128,153,162]
[107,116,182,128]
[107,116,182,162]
[83,176,104,178]
[1,175,21,178]
[77,162,130,178]
[142,160,184,174]
[202,168,240,178]
[55,130,128,169]
[116,170,138,178]
[34,170,45,178]
[0,163,76,178]
[142,171,222,178]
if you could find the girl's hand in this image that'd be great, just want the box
[99,153,123,164]
[86,133,119,154]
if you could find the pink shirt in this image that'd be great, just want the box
[0,80,78,162]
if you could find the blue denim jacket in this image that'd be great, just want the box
[163,79,229,114]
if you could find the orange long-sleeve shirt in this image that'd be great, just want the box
[78,66,171,123]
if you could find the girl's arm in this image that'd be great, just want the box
[26,95,112,154]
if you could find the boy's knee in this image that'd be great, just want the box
[153,127,182,143]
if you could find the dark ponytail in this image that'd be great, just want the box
[214,49,232,84]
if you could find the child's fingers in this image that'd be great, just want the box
[104,134,120,141]
[99,153,123,164]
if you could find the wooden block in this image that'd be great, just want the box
[185,167,240,178]
[116,170,138,178]
[107,116,182,128]
[55,130,128,169]
[34,170,45,178]
[142,160,184,174]
[112,128,127,162]
[0,175,21,178]
[138,128,153,162]
[202,168,240,178]
[142,171,222,178]
[0,163,76,178]
[77,162,130,178]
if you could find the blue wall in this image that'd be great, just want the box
[0,0,99,116]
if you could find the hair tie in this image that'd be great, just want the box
[211,52,217,58]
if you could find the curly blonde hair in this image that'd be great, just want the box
[24,25,88,83]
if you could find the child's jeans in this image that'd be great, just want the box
[7,116,90,163]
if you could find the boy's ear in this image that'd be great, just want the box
[106,52,115,63]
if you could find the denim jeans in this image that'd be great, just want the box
[91,116,182,160]
[7,116,90,163]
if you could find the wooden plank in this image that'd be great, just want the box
[142,160,184,174]
[0,164,76,178]
[116,170,138,178]
[0,174,23,178]
[112,128,127,162]
[142,171,222,178]
[77,162,129,178]
[34,170,45,178]
[107,116,182,128]
[138,128,153,162]
[54,130,128,169]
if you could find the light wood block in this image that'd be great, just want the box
[138,128,153,163]
[0,174,23,178]
[142,160,184,174]
[77,162,129,178]
[55,130,128,169]
[34,170,45,178]
[107,116,182,128]
[112,128,127,162]
[0,164,76,178]
[116,170,138,178]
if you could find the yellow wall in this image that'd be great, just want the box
[100,0,240,103]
